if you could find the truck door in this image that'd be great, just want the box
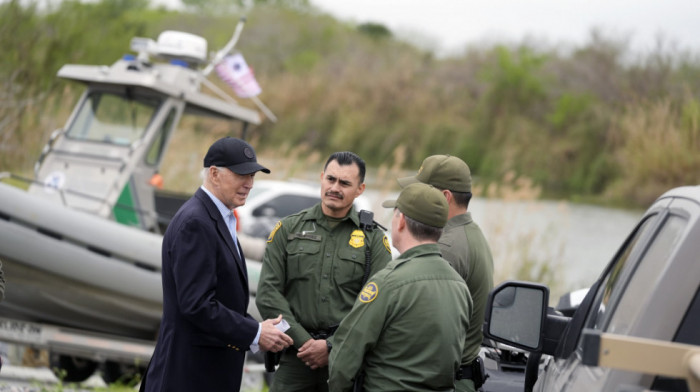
[538,199,699,391]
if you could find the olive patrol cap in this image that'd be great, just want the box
[397,155,471,193]
[382,183,448,228]
[203,137,270,175]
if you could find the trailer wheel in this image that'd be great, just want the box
[50,353,98,382]
[101,360,145,385]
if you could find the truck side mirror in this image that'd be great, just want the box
[484,281,550,352]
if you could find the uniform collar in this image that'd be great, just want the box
[396,243,442,261]
[445,211,473,228]
[303,203,361,228]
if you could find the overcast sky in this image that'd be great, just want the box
[310,0,700,56]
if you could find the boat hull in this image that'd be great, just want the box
[0,182,261,340]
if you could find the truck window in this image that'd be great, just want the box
[575,212,692,392]
[252,194,319,218]
[585,216,656,331]
[606,214,686,334]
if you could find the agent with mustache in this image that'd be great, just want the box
[257,151,392,392]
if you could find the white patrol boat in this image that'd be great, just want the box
[0,25,267,383]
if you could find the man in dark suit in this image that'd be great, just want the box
[141,137,293,392]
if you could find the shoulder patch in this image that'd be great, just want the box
[359,282,379,303]
[267,221,282,243]
[382,235,391,254]
[349,229,365,248]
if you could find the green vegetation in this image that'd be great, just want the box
[2,0,699,210]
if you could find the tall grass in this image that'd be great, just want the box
[606,98,700,205]
[3,2,700,207]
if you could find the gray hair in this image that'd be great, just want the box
[201,166,224,184]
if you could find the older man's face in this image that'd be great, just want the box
[212,167,255,210]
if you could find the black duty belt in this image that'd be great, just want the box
[456,363,475,380]
[456,357,489,389]
[308,325,338,340]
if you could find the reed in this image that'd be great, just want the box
[604,96,700,206]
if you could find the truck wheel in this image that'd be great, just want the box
[101,360,145,385]
[50,353,98,382]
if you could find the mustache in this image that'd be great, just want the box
[325,191,343,199]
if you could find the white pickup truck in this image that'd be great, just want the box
[483,185,700,392]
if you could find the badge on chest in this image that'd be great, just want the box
[349,229,365,248]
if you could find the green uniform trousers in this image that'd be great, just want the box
[269,349,329,392]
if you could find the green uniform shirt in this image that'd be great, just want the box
[328,244,472,392]
[256,203,392,346]
[438,212,494,364]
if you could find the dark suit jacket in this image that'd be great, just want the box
[142,188,259,391]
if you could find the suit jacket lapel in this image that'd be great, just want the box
[195,189,250,292]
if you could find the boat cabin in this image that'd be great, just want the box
[29,31,260,233]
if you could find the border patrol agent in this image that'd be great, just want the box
[328,183,472,392]
[256,152,392,392]
[399,155,494,391]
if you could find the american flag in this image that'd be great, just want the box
[215,53,262,98]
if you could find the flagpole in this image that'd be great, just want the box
[203,14,279,123]
[250,96,278,123]
[201,77,238,104]
[202,17,247,77]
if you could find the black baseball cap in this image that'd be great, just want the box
[203,137,270,175]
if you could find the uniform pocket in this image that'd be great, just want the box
[287,239,321,281]
[334,247,366,290]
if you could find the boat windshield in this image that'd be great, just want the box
[65,91,162,146]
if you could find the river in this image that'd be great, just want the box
[474,198,642,295]
[364,190,643,302]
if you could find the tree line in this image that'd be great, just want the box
[1,0,699,207]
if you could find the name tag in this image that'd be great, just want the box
[288,233,322,241]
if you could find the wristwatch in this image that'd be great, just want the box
[326,340,333,353]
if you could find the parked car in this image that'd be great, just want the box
[238,180,373,239]
[482,185,700,392]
